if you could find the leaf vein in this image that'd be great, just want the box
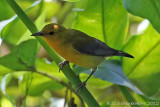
[127,40,160,76]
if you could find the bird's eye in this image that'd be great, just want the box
[49,31,54,35]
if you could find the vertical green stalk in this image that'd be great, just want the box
[119,85,140,107]
[57,2,73,24]
[7,0,100,106]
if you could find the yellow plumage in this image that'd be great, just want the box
[43,35,104,68]
[32,23,133,69]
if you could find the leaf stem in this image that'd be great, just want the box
[7,0,99,106]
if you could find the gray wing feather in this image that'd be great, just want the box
[72,36,116,56]
[70,29,133,58]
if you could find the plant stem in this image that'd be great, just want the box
[35,70,85,107]
[57,2,73,24]
[35,70,71,89]
[7,0,100,106]
[119,85,140,107]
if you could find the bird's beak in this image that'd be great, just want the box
[31,31,44,36]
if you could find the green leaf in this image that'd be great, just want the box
[74,60,144,96]
[123,0,160,33]
[72,0,128,50]
[122,25,160,96]
[0,39,37,71]
[0,10,45,75]
[122,25,160,77]
[0,0,41,45]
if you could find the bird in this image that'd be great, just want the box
[31,23,134,91]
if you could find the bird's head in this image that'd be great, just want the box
[31,23,66,38]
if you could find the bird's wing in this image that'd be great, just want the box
[71,30,116,56]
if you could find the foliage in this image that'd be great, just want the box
[0,0,160,107]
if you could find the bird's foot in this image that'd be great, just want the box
[75,67,97,93]
[75,81,86,93]
[58,61,69,72]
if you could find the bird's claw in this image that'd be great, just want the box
[58,61,69,72]
[75,81,86,93]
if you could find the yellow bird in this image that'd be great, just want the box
[31,23,133,88]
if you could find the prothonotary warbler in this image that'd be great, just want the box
[31,23,134,90]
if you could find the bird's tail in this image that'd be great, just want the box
[115,50,134,58]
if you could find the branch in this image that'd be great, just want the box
[35,70,71,89]
[35,70,85,107]
[7,0,100,106]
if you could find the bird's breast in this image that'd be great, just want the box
[43,37,104,68]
